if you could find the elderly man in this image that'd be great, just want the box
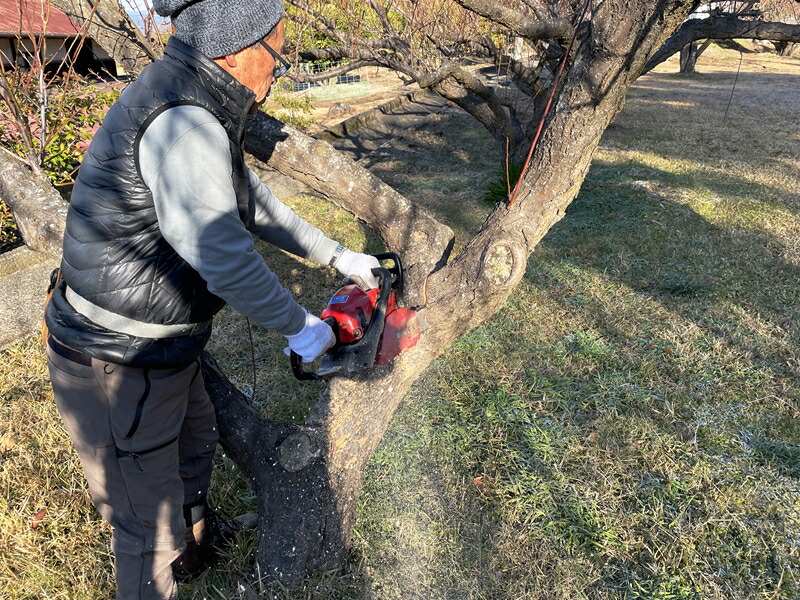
[44,0,378,598]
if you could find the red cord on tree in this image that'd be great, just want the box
[508,0,593,206]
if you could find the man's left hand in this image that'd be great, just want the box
[334,250,381,290]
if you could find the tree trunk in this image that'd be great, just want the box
[680,41,699,72]
[774,41,797,56]
[0,148,67,257]
[207,0,700,586]
[679,39,713,73]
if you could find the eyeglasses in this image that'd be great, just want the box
[259,40,291,80]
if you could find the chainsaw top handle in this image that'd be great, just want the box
[372,251,402,284]
[291,257,394,381]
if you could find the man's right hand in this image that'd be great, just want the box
[283,311,335,363]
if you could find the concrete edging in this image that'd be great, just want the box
[316,89,435,142]
[0,247,59,350]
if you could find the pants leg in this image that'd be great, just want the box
[47,343,209,600]
[178,364,218,508]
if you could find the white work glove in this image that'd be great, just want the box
[283,310,336,363]
[333,249,381,290]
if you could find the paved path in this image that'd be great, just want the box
[0,90,452,351]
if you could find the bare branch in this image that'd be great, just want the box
[51,0,160,76]
[285,0,348,44]
[0,147,68,256]
[368,0,395,36]
[0,72,38,169]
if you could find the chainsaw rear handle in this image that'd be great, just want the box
[291,260,394,381]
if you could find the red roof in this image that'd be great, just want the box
[0,0,81,37]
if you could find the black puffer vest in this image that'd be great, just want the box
[46,37,256,368]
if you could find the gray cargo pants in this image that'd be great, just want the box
[46,337,218,600]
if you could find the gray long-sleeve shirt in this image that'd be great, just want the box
[138,105,338,336]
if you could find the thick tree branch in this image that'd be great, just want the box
[418,63,523,148]
[201,352,344,585]
[199,352,265,472]
[297,37,412,68]
[293,59,383,83]
[243,113,454,307]
[453,0,573,41]
[297,46,354,62]
[645,17,800,72]
[0,147,67,256]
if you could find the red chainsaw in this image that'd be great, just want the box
[291,252,425,380]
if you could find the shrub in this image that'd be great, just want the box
[261,79,315,130]
[0,196,22,253]
[0,71,119,186]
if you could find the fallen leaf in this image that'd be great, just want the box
[0,436,17,453]
[31,508,47,529]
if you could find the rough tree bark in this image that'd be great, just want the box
[1,0,714,589]
[0,148,66,256]
[205,0,703,586]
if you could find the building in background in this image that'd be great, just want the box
[0,0,116,75]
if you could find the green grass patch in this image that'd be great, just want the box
[308,81,373,102]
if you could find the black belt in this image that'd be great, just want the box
[48,336,92,366]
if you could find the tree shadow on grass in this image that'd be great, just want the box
[526,153,800,460]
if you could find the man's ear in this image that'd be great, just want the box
[222,53,238,68]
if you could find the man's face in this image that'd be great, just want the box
[252,20,286,105]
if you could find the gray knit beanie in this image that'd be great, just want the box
[154,0,285,58]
